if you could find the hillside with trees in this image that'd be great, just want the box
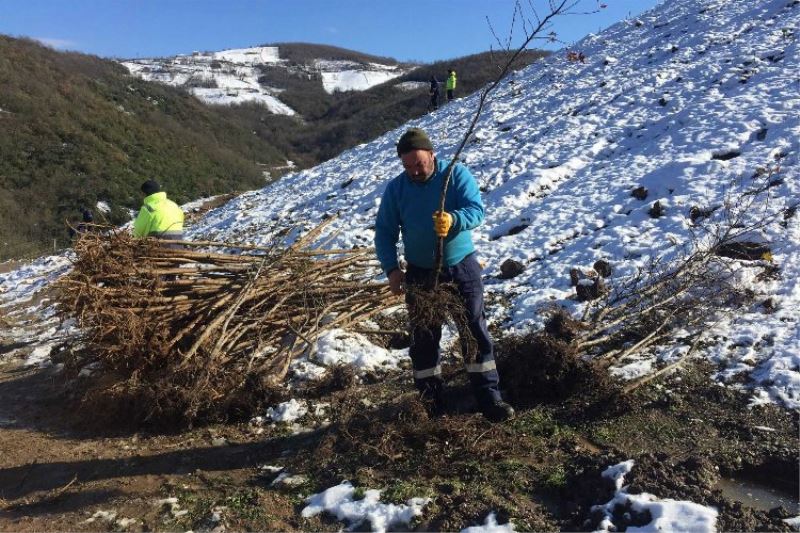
[0,36,547,260]
[0,36,287,259]
[226,49,550,165]
[266,42,403,66]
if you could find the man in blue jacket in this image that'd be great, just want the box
[374,128,514,423]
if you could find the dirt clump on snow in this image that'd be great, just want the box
[543,307,586,341]
[298,364,358,399]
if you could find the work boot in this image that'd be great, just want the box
[480,400,515,423]
[419,387,445,417]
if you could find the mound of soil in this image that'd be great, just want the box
[298,365,358,399]
[308,395,522,477]
[496,332,615,407]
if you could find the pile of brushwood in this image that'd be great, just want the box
[56,220,400,425]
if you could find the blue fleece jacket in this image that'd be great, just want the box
[375,158,484,273]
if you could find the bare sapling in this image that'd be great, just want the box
[431,0,602,282]
[410,0,602,362]
[582,170,783,393]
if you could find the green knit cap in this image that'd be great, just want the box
[396,128,434,157]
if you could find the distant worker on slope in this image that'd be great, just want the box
[132,180,185,241]
[446,69,457,102]
[428,75,440,111]
[374,128,514,423]
[68,208,95,239]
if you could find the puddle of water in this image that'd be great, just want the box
[715,477,800,513]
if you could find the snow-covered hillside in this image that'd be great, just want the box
[121,45,410,113]
[2,0,799,410]
[314,59,407,93]
[188,0,800,408]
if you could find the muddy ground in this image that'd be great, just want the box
[0,309,798,532]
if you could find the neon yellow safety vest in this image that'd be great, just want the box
[132,191,185,239]
[446,72,457,90]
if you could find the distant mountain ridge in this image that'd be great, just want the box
[120,43,418,114]
[209,47,550,166]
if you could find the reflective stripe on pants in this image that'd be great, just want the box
[413,365,442,380]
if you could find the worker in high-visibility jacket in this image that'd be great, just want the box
[446,69,457,102]
[132,180,185,241]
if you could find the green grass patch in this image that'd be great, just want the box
[542,464,568,491]
[381,480,436,504]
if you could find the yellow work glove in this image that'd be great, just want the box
[432,210,453,237]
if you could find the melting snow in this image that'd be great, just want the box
[460,511,516,532]
[314,328,409,371]
[2,0,799,410]
[301,481,429,533]
[595,460,718,532]
[266,399,308,423]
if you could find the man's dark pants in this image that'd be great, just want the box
[404,253,502,407]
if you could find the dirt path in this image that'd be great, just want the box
[0,328,797,531]
[0,360,317,531]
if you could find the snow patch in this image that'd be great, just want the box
[301,481,429,533]
[266,399,307,423]
[314,328,409,372]
[595,460,718,532]
[460,511,516,532]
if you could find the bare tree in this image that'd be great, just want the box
[432,0,601,285]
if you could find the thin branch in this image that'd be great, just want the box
[433,0,580,286]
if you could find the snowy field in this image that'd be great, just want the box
[122,46,295,113]
[314,59,405,93]
[185,0,799,411]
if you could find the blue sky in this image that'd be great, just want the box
[1,0,660,62]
